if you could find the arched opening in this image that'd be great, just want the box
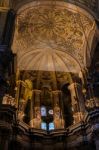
[10,1,96,131]
[61,83,73,128]
[15,70,77,130]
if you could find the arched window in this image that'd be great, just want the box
[49,122,54,130]
[41,122,47,130]
[41,106,47,116]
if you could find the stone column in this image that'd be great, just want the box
[53,91,64,129]
[0,8,15,101]
[75,83,86,112]
[34,90,41,107]
[15,80,21,108]
[29,90,34,127]
[0,8,8,43]
[2,9,15,46]
[69,83,85,112]
[68,83,77,109]
[0,51,12,103]
[81,69,94,103]
[0,9,15,98]
[53,90,60,106]
[33,90,41,129]
[68,83,85,124]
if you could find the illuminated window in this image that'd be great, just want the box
[41,122,47,130]
[41,106,47,116]
[48,109,53,115]
[49,122,54,130]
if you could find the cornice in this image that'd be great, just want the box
[10,0,98,19]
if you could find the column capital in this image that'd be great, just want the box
[52,90,61,95]
[68,82,81,90]
[68,83,75,90]
[34,90,41,95]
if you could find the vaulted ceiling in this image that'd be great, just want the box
[12,1,97,73]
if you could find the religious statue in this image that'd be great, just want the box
[19,98,25,111]
[10,97,16,107]
[18,111,25,121]
[2,94,10,104]
[2,94,16,107]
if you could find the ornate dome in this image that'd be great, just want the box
[12,1,96,72]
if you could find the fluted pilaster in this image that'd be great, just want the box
[52,91,64,129]
[33,90,41,129]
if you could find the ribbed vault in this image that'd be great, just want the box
[17,47,81,72]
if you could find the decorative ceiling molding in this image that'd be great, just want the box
[12,1,96,72]
[12,0,98,15]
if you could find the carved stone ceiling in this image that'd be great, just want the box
[12,1,96,73]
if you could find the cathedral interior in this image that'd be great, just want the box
[0,0,99,150]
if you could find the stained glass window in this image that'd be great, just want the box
[49,122,54,130]
[41,106,47,116]
[48,109,53,115]
[41,122,47,130]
